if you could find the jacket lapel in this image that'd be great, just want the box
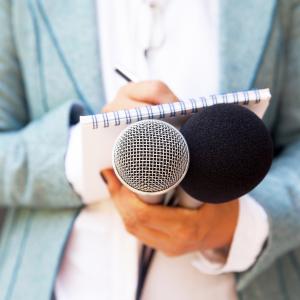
[34,0,105,113]
[219,0,277,92]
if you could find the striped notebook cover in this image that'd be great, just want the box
[80,88,271,202]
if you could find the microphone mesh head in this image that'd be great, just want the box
[113,120,189,194]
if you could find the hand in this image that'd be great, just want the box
[101,169,239,257]
[102,80,178,112]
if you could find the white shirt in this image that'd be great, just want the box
[56,1,269,299]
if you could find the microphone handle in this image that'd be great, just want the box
[176,187,203,209]
[138,189,176,205]
[138,187,202,209]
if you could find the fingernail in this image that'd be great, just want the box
[100,172,108,184]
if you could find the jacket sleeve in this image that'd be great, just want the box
[237,3,300,290]
[0,1,83,208]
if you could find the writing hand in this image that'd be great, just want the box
[102,80,178,112]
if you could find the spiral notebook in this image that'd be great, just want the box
[80,89,271,202]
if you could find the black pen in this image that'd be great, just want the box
[115,68,132,82]
[114,67,140,83]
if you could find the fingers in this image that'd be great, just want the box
[116,81,178,104]
[111,185,204,239]
[124,223,171,252]
[103,181,187,238]
[128,202,199,237]
[124,221,198,257]
[101,171,207,249]
[111,187,147,227]
[99,176,173,252]
[101,169,122,196]
[198,200,240,250]
[102,98,146,112]
[116,203,196,256]
[101,167,239,254]
[102,80,178,112]
[101,171,237,254]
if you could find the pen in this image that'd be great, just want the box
[115,68,132,82]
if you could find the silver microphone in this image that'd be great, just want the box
[112,119,190,204]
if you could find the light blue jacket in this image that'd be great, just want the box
[0,0,300,299]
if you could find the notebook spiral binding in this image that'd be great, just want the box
[82,89,270,129]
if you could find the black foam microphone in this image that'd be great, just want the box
[180,103,273,203]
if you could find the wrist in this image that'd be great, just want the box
[200,199,239,251]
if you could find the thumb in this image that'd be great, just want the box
[100,169,122,196]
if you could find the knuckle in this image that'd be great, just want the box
[123,216,137,234]
[177,225,197,242]
[164,251,176,257]
[186,227,198,240]
[134,206,148,224]
[164,246,184,257]
[116,84,130,98]
[163,249,178,257]
[149,80,168,95]
[174,241,186,255]
[118,84,127,93]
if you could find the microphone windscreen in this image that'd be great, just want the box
[180,104,273,203]
[113,119,189,196]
